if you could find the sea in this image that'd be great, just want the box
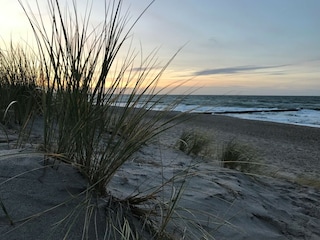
[149,95,320,128]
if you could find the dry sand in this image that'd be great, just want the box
[0,113,319,239]
[175,113,320,180]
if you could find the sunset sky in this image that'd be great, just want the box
[1,0,319,95]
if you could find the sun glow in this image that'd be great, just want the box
[0,2,28,42]
[1,0,319,95]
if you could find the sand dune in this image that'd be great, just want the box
[0,113,319,239]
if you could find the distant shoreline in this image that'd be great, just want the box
[140,95,320,128]
[197,111,320,128]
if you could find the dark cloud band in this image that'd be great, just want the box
[193,65,286,76]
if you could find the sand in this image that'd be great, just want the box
[0,113,319,239]
[178,113,320,179]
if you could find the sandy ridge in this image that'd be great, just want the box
[0,113,319,239]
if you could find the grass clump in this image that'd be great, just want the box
[13,0,192,238]
[19,0,183,195]
[0,43,42,127]
[177,129,211,156]
[221,139,261,173]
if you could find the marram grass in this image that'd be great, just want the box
[220,139,261,173]
[11,0,199,239]
[0,0,220,239]
[177,129,211,156]
[0,43,41,127]
[19,0,184,196]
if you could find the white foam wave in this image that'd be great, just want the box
[225,109,320,128]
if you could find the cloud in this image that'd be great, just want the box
[193,65,287,76]
[131,66,162,72]
[132,67,149,72]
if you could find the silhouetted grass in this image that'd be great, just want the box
[0,43,42,127]
[16,0,193,238]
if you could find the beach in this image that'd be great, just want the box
[184,113,320,179]
[1,0,319,238]
[0,113,320,239]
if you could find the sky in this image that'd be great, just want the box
[1,0,320,95]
